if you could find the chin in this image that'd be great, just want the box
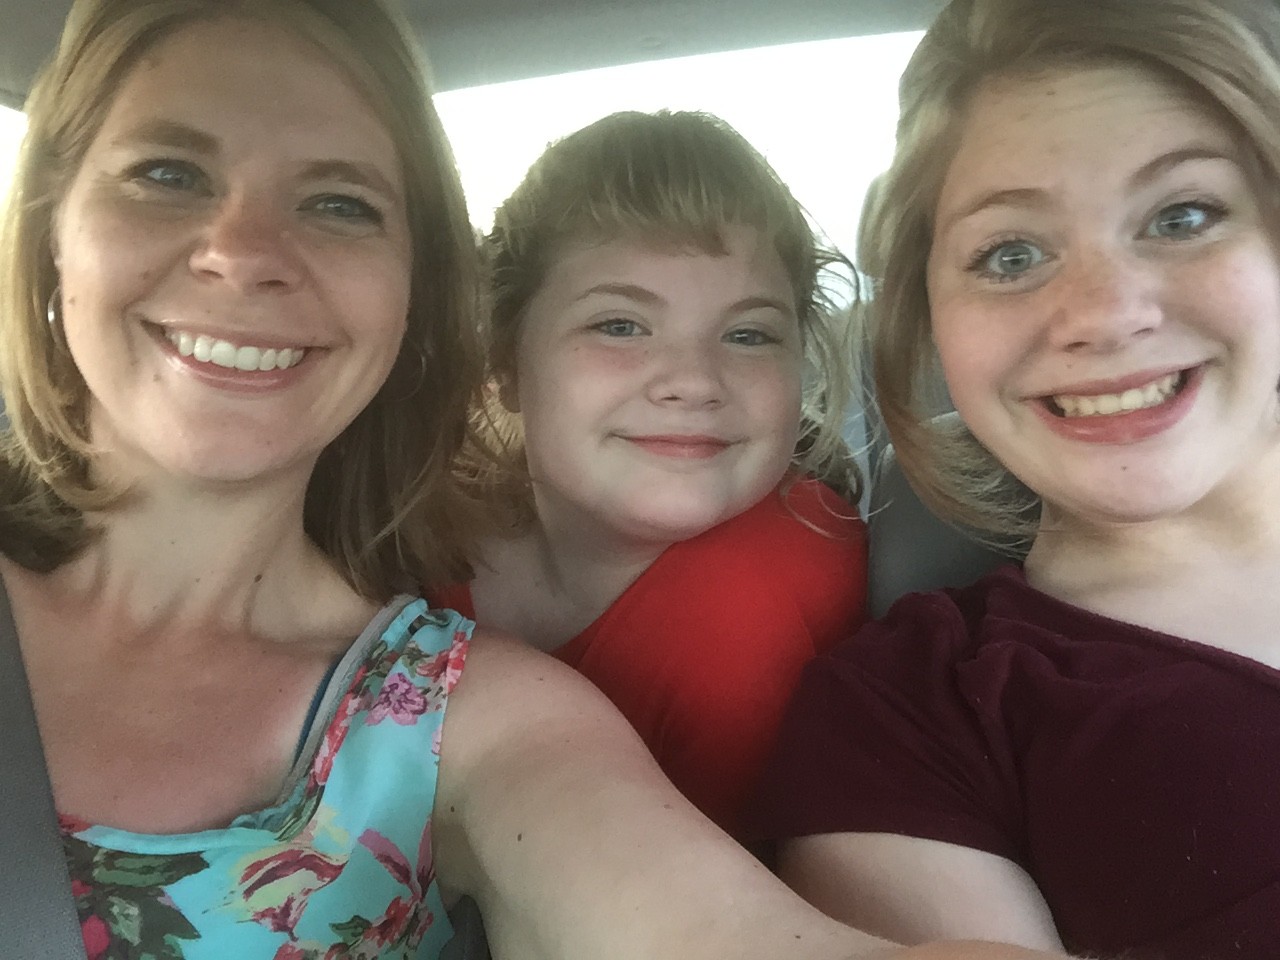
[615,503,735,545]
[153,443,316,488]
[641,489,768,541]
[1023,450,1221,524]
[1048,483,1210,529]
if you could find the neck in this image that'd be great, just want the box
[1024,438,1280,641]
[26,468,367,645]
[470,494,670,651]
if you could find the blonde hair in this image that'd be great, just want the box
[865,0,1280,542]
[0,0,485,596]
[478,109,862,519]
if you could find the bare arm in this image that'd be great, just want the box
[781,833,1065,951]
[433,631,1070,960]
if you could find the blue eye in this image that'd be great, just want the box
[307,194,384,225]
[1147,202,1218,239]
[592,318,643,337]
[130,159,206,193]
[974,240,1045,279]
[724,327,780,346]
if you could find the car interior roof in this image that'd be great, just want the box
[0,0,944,109]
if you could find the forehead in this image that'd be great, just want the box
[94,17,398,172]
[935,62,1238,214]
[545,224,790,290]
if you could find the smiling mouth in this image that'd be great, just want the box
[1045,370,1190,418]
[162,329,309,372]
[623,435,733,458]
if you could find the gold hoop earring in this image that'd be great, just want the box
[386,341,429,404]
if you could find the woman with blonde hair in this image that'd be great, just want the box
[760,0,1280,956]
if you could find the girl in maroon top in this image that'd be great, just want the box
[435,111,867,838]
[759,0,1280,957]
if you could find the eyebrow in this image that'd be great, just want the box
[298,160,402,203]
[108,119,402,201]
[1129,145,1237,188]
[110,118,218,154]
[729,295,794,316]
[938,145,1239,236]
[576,282,665,305]
[575,283,793,316]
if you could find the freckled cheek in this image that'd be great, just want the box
[935,331,1001,414]
[74,199,181,257]
[339,264,411,346]
[530,351,636,420]
[728,364,802,436]
[763,366,803,415]
[560,343,647,381]
[61,222,183,320]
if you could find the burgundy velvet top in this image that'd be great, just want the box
[759,565,1280,959]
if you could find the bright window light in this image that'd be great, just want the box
[0,105,26,199]
[435,30,922,261]
[0,31,920,264]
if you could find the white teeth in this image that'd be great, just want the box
[1118,388,1143,411]
[210,339,236,367]
[163,330,307,372]
[234,346,259,371]
[1053,373,1181,418]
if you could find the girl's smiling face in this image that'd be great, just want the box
[53,16,412,490]
[927,62,1280,529]
[511,224,804,547]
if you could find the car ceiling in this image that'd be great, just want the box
[0,0,943,110]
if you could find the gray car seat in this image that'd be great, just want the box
[866,443,1012,618]
[442,896,491,960]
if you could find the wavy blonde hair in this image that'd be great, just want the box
[865,0,1280,543]
[0,0,486,596]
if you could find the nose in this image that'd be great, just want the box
[1045,252,1161,353]
[188,194,304,292]
[646,340,725,408]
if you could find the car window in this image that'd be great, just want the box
[0,31,921,256]
[435,31,921,256]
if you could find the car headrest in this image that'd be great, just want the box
[866,438,1011,619]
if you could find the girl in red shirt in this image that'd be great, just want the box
[436,110,867,838]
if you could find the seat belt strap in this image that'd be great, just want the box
[0,581,88,957]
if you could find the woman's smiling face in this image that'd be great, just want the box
[927,61,1280,528]
[53,15,412,490]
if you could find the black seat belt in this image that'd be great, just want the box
[0,581,88,957]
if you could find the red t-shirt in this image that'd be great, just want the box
[758,565,1280,959]
[432,479,867,838]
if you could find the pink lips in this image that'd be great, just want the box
[1031,366,1202,445]
[623,435,732,459]
[152,324,311,395]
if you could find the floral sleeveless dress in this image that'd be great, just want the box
[60,598,471,960]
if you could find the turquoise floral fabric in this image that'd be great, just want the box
[61,599,471,960]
